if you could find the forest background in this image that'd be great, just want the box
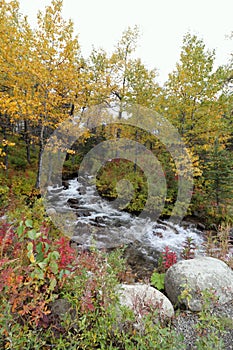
[0,0,233,226]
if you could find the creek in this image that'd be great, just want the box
[46,177,205,278]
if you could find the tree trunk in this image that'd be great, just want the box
[3,128,8,172]
[24,120,31,164]
[134,129,138,173]
[35,124,45,189]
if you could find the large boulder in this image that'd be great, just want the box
[165,256,233,311]
[118,283,174,321]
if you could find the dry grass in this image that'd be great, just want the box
[204,224,233,269]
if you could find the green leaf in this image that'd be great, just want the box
[38,262,47,269]
[35,243,44,262]
[25,219,33,228]
[32,267,45,280]
[27,229,41,240]
[44,242,50,254]
[27,242,33,252]
[50,251,60,261]
[150,272,165,291]
[49,261,58,274]
[49,278,57,291]
[36,242,43,254]
[17,222,24,237]
[59,269,71,279]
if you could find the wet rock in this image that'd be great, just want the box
[156,220,179,234]
[62,172,78,180]
[90,216,110,226]
[69,238,91,252]
[94,216,106,224]
[152,224,164,237]
[196,222,205,231]
[67,198,79,205]
[48,195,60,203]
[76,209,92,217]
[152,230,163,238]
[49,187,63,194]
[112,218,123,227]
[152,223,168,231]
[124,242,160,281]
[67,198,79,209]
[75,221,90,228]
[62,180,69,189]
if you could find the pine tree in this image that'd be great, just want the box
[204,140,233,222]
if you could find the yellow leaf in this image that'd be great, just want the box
[29,253,35,264]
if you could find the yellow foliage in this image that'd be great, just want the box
[0,148,6,157]
[29,253,35,264]
[2,139,15,147]
[67,149,76,155]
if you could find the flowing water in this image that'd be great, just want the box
[46,177,204,264]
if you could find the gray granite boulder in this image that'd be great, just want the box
[165,256,233,311]
[118,283,174,321]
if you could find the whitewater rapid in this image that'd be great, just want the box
[46,177,204,258]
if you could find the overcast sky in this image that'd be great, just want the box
[18,0,232,84]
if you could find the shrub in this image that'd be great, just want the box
[180,237,196,260]
[160,246,177,272]
[0,219,185,349]
[151,246,177,292]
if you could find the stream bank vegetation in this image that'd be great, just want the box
[0,218,233,349]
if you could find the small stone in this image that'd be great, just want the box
[46,207,57,216]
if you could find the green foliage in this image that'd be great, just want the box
[150,271,165,291]
[0,184,9,208]
[194,289,226,349]
[150,246,178,291]
[96,158,148,213]
[204,141,233,223]
[163,33,232,223]
[176,286,230,348]
[180,237,196,259]
[63,152,83,177]
[178,282,193,309]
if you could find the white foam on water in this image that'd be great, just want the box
[47,177,205,253]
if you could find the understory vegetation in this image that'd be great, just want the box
[0,214,233,349]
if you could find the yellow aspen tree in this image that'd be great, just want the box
[164,34,228,168]
[28,0,81,188]
[163,34,230,219]
[0,0,28,168]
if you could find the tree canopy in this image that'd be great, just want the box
[0,0,232,224]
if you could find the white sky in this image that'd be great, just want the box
[19,0,232,84]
